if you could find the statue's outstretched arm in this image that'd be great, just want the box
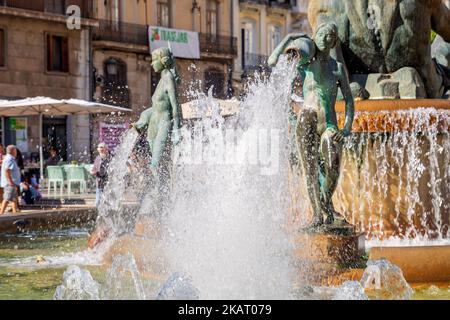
[338,63,355,136]
[268,33,306,67]
[432,0,450,42]
[166,74,182,144]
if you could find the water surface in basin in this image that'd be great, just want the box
[0,228,104,300]
[0,229,449,300]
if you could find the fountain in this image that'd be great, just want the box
[1,2,450,301]
[77,3,450,296]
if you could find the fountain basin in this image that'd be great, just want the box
[331,100,450,240]
[368,245,450,283]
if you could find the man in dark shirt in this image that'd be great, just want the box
[91,143,111,207]
[45,148,61,167]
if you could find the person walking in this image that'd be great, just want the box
[91,143,111,208]
[0,145,21,215]
[0,144,5,203]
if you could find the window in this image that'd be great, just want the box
[46,34,69,72]
[157,0,171,27]
[242,21,256,55]
[205,68,225,99]
[241,20,256,68]
[206,0,219,36]
[0,28,5,67]
[268,25,282,53]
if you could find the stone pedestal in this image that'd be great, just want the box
[294,223,365,285]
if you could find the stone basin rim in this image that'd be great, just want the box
[336,99,450,113]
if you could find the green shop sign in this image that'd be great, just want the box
[9,117,27,130]
[148,26,200,59]
[151,28,188,44]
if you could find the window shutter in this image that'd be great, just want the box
[62,37,69,72]
[0,29,4,67]
[47,34,53,71]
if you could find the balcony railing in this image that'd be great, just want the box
[0,0,93,18]
[239,0,294,9]
[199,33,238,56]
[92,20,149,46]
[94,21,238,57]
[242,53,269,69]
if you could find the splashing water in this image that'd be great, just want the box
[160,57,299,299]
[97,129,139,238]
[361,259,413,300]
[333,108,450,242]
[156,273,200,300]
[54,265,100,300]
[332,281,369,300]
[102,254,147,300]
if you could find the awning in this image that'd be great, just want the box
[0,97,132,180]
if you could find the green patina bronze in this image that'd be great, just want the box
[132,47,182,172]
[308,0,450,99]
[269,23,355,228]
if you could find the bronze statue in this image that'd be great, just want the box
[88,48,183,248]
[269,23,355,228]
[132,47,183,172]
[308,0,450,99]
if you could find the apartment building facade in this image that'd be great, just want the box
[90,0,238,151]
[0,0,310,162]
[0,1,239,160]
[232,0,310,92]
[0,0,96,162]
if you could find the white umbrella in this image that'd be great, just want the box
[0,97,132,179]
[181,98,240,119]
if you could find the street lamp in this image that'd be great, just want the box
[106,58,118,76]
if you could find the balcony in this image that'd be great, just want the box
[199,33,238,57]
[0,0,93,18]
[241,53,270,78]
[93,21,238,57]
[291,0,309,14]
[239,0,295,9]
[92,20,149,47]
[242,53,268,69]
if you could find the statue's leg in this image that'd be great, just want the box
[296,108,323,226]
[142,120,171,218]
[150,119,170,169]
[319,128,343,224]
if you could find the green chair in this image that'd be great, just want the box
[67,166,88,195]
[62,164,73,180]
[83,164,94,174]
[82,164,95,192]
[47,166,64,198]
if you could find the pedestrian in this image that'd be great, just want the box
[0,145,21,215]
[0,144,5,203]
[14,147,25,210]
[0,144,5,165]
[91,143,111,208]
[45,147,61,167]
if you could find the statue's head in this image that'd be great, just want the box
[313,22,338,52]
[151,47,175,73]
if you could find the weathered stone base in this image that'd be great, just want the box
[100,216,168,281]
[294,224,365,285]
[351,67,427,100]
